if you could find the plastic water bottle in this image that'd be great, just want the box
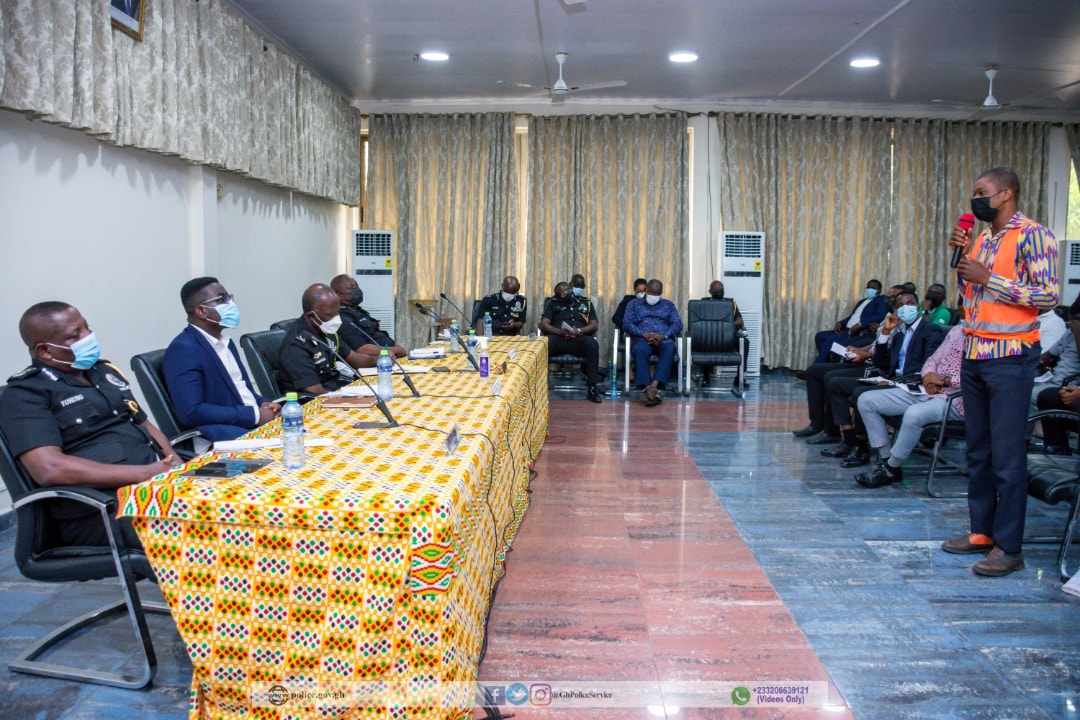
[466,329,479,365]
[449,319,460,353]
[479,339,490,378]
[281,392,305,470]
[376,347,394,400]
[483,312,493,338]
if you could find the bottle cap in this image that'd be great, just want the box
[285,392,298,401]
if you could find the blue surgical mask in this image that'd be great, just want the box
[212,300,241,328]
[865,288,878,299]
[47,332,100,370]
[572,287,584,297]
[897,305,919,325]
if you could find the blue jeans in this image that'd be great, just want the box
[960,343,1039,554]
[632,337,676,389]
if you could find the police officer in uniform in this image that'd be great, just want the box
[0,302,177,548]
[473,276,527,336]
[278,283,381,396]
[330,274,406,358]
[540,281,603,403]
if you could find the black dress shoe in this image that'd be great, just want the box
[700,376,711,387]
[855,462,903,488]
[820,443,852,458]
[792,424,822,438]
[806,432,841,445]
[587,384,602,403]
[839,447,871,468]
[794,370,807,380]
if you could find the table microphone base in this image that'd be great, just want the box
[353,421,399,429]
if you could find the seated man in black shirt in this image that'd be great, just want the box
[330,274,406,358]
[278,284,381,396]
[613,277,647,332]
[540,282,603,404]
[473,275,527,335]
[0,302,177,548]
[700,280,746,387]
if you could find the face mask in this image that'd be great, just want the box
[970,190,1002,222]
[645,294,661,306]
[47,332,100,370]
[557,291,574,304]
[348,288,364,306]
[865,288,878,299]
[711,290,725,300]
[926,292,944,306]
[635,292,646,300]
[501,291,517,303]
[896,305,919,325]
[210,300,241,328]
[312,313,343,335]
[572,287,584,297]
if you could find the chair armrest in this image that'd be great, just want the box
[11,485,115,513]
[1026,409,1080,428]
[1062,373,1080,387]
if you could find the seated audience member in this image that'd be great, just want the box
[570,273,588,298]
[330,274,406,358]
[0,302,177,547]
[540,281,603,404]
[164,277,280,442]
[278,283,380,396]
[809,278,887,365]
[623,279,684,407]
[855,324,965,487]
[922,284,953,326]
[613,278,648,332]
[699,280,747,388]
[901,281,918,295]
[1035,382,1080,455]
[820,292,945,467]
[472,275,528,336]
[792,344,874,444]
[1030,318,1080,411]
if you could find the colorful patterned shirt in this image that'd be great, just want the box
[921,324,966,415]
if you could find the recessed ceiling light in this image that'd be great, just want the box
[669,52,698,63]
[850,57,880,68]
[420,51,449,62]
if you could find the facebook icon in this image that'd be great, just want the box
[480,685,506,706]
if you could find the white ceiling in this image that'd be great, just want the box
[224,0,1080,120]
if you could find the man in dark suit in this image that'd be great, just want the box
[819,291,946,466]
[810,278,888,364]
[163,277,280,442]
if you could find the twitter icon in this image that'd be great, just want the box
[506,683,529,706]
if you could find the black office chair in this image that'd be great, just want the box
[1024,409,1080,581]
[0,386,171,688]
[240,329,287,399]
[686,299,744,398]
[129,349,204,461]
[269,319,293,332]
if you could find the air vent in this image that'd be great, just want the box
[722,232,763,258]
[354,231,392,257]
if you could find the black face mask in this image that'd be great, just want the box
[970,193,1000,222]
[348,288,364,306]
[711,290,725,300]
[926,292,944,307]
[558,292,574,304]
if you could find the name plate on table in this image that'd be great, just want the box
[492,379,502,396]
[445,424,461,456]
[508,349,517,359]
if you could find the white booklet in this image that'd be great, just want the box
[1063,572,1080,598]
[830,341,856,360]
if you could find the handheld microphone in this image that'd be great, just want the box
[951,213,976,269]
[439,292,470,328]
[303,330,398,428]
[346,323,420,397]
[416,303,481,371]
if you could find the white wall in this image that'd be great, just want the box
[0,108,351,409]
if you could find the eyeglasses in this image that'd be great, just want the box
[200,293,234,308]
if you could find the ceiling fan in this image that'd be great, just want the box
[547,52,626,105]
[933,66,1076,115]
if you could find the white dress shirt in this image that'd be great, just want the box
[191,325,260,423]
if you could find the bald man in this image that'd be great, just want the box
[0,301,177,547]
[330,274,406,358]
[277,283,381,396]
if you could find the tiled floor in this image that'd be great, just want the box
[0,371,1078,719]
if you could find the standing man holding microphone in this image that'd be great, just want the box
[942,167,1058,576]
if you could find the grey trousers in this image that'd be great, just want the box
[857,388,961,464]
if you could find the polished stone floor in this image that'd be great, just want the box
[0,370,1077,719]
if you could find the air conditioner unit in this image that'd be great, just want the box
[718,231,765,376]
[1064,241,1080,306]
[352,230,395,340]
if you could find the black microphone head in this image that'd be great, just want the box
[439,292,449,300]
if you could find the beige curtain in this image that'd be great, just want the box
[0,0,360,204]
[526,113,689,362]
[1066,124,1080,185]
[365,113,517,350]
[717,113,893,370]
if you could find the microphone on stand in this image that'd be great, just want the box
[415,303,480,371]
[439,292,471,328]
[301,330,398,428]
[951,213,976,269]
[346,323,420,397]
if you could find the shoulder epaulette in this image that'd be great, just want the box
[8,365,40,382]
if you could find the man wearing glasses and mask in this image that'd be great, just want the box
[540,281,603,403]
[164,277,281,442]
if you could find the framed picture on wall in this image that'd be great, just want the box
[110,0,146,41]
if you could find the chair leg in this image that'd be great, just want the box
[926,422,967,499]
[1058,488,1080,582]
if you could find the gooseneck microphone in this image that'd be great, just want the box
[951,213,976,269]
[346,323,420,397]
[301,330,397,428]
[439,292,470,328]
[415,303,481,371]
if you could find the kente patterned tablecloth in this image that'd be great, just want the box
[118,338,549,719]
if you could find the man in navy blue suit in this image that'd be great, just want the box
[163,277,280,442]
[810,278,888,364]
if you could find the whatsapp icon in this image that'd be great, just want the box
[731,686,751,706]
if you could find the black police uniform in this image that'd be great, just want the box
[278,317,356,394]
[0,360,162,547]
[541,295,602,385]
[339,303,395,350]
[472,293,528,336]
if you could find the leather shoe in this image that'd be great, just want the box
[700,376,711,387]
[820,443,851,458]
[643,386,662,406]
[806,432,840,445]
[855,462,902,488]
[794,370,807,380]
[587,384,602,403]
[792,424,822,438]
[941,533,994,555]
[972,547,1025,577]
[839,446,871,468]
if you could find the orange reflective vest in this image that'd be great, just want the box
[962,218,1041,343]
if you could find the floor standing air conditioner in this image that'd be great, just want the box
[719,231,765,376]
[352,230,395,340]
[1064,241,1080,307]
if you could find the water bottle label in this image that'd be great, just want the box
[479,355,489,377]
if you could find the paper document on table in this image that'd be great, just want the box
[212,437,335,452]
[830,342,856,359]
[325,385,376,397]
[356,365,431,376]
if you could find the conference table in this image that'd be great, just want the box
[118,337,549,719]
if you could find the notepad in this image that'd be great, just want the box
[180,458,272,478]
